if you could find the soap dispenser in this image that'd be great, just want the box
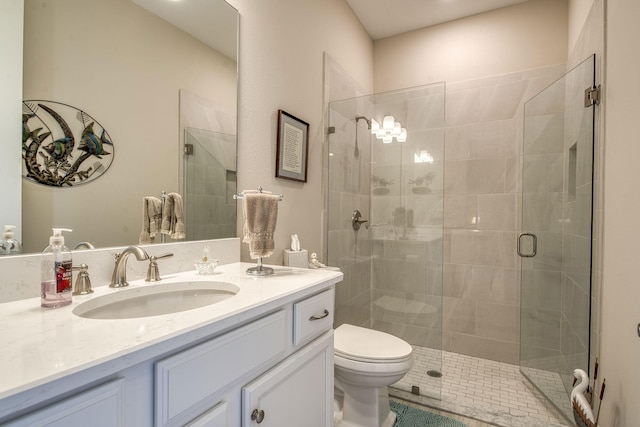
[41,228,73,308]
[0,225,22,255]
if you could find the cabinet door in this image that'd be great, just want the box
[156,310,286,427]
[242,331,333,427]
[4,379,125,427]
[185,401,228,427]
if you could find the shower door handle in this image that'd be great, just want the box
[517,232,537,258]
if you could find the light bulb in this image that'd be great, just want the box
[370,118,380,134]
[382,115,395,131]
[382,135,393,144]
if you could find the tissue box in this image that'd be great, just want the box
[284,249,308,268]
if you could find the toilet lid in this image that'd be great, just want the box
[334,324,412,362]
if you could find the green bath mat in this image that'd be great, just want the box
[390,401,467,427]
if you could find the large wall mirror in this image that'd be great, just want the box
[4,0,238,254]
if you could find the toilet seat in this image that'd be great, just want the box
[334,324,412,364]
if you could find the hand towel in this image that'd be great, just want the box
[242,191,279,259]
[139,196,162,244]
[161,193,186,240]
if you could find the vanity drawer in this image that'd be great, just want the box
[155,310,286,427]
[293,288,334,345]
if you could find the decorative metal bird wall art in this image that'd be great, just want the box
[22,100,114,187]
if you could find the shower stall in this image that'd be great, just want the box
[327,55,595,424]
[328,82,446,400]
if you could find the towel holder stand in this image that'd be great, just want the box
[233,186,284,201]
[234,187,283,276]
[246,257,273,276]
[160,191,167,243]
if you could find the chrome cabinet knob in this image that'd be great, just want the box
[251,409,265,423]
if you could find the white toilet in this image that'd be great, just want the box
[333,324,413,427]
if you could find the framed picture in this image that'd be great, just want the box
[276,110,309,182]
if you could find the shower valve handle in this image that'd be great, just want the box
[352,210,369,231]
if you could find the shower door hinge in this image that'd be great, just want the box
[584,85,601,107]
[184,143,194,155]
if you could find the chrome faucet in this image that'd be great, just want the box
[109,245,150,288]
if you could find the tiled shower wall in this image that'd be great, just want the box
[442,65,565,364]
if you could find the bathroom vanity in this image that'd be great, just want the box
[0,263,341,426]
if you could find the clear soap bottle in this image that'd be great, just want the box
[0,225,22,255]
[41,228,73,308]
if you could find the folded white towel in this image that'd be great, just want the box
[161,192,186,240]
[242,191,279,259]
[139,196,162,244]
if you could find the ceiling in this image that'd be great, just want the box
[345,0,529,40]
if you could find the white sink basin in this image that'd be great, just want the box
[73,281,239,319]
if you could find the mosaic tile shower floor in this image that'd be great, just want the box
[391,346,572,427]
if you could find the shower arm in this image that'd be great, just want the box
[355,116,371,129]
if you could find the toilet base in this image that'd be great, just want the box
[334,382,396,427]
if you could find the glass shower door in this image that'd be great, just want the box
[327,83,445,400]
[519,55,596,420]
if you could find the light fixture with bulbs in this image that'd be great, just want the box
[370,115,407,143]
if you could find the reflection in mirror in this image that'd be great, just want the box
[184,128,237,241]
[17,0,238,254]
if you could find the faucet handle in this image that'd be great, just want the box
[72,263,94,295]
[146,253,173,282]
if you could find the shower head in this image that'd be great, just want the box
[355,115,371,129]
[353,116,371,159]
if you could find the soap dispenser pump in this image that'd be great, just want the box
[41,228,73,308]
[0,225,22,255]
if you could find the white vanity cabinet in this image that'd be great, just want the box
[0,265,341,427]
[155,288,335,427]
[154,310,288,427]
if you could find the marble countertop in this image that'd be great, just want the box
[0,263,342,401]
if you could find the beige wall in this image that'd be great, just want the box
[601,0,640,425]
[569,0,596,51]
[228,0,373,264]
[373,0,568,92]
